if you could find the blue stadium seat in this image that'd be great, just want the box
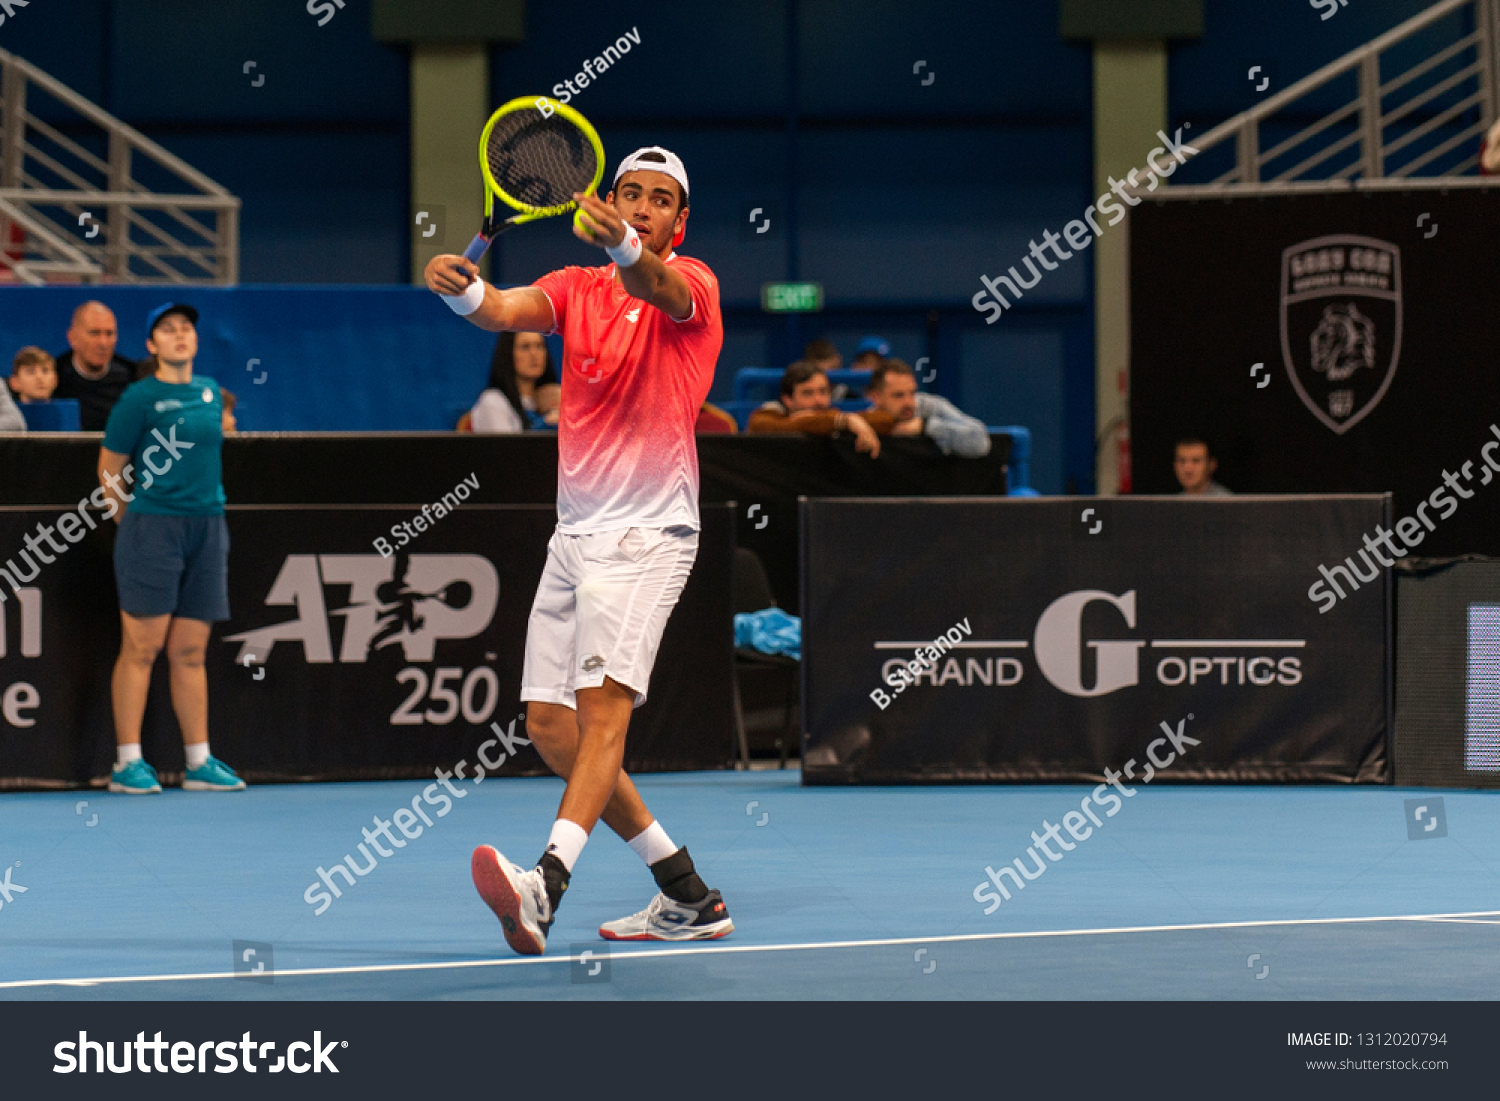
[991,425,1035,495]
[18,400,81,432]
[732,367,782,402]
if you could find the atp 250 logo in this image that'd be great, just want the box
[225,552,503,726]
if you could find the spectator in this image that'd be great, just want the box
[8,346,57,403]
[867,359,991,458]
[851,335,891,371]
[99,302,244,795]
[53,301,137,431]
[1174,436,1233,496]
[0,374,24,432]
[471,331,561,433]
[1482,117,1500,175]
[746,360,889,456]
[803,338,841,373]
[221,387,238,434]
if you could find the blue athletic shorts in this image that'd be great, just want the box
[113,511,230,622]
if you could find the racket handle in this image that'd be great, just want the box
[462,233,491,263]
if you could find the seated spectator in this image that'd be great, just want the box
[52,301,137,431]
[747,360,890,457]
[866,359,991,458]
[221,387,238,434]
[0,374,24,431]
[851,335,891,371]
[470,331,560,433]
[8,346,57,403]
[1174,436,1233,496]
[803,338,841,373]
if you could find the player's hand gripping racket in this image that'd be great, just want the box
[461,96,605,263]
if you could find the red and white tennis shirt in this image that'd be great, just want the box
[533,254,722,534]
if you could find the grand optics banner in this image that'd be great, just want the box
[801,496,1389,784]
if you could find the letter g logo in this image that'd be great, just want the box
[1032,590,1144,697]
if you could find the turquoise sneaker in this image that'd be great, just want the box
[183,755,246,792]
[109,759,162,794]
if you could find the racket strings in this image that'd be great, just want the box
[486,112,599,212]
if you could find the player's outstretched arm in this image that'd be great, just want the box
[423,255,556,332]
[572,192,693,320]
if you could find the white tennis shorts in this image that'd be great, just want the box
[521,525,699,710]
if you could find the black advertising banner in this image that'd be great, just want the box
[1129,186,1500,558]
[0,504,733,788]
[0,432,1012,618]
[697,434,1011,611]
[801,497,1389,784]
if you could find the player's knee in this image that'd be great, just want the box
[167,644,205,669]
[577,719,629,750]
[120,638,162,666]
[526,709,575,754]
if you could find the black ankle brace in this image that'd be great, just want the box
[538,851,570,913]
[650,846,709,904]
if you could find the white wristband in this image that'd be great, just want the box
[606,229,643,268]
[442,277,485,316]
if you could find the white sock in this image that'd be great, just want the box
[626,821,678,867]
[544,818,589,873]
[116,744,142,770]
[185,743,210,769]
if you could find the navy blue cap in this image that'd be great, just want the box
[854,335,890,358]
[146,302,199,336]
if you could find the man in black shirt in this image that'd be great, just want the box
[53,301,137,431]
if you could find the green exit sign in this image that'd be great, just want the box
[761,282,824,312]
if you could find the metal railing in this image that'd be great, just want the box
[0,48,240,286]
[1185,0,1498,187]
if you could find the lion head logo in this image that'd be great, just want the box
[1309,303,1376,383]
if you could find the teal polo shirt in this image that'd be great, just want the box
[102,375,227,516]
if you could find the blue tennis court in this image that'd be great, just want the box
[1,770,1495,1000]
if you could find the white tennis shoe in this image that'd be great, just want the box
[471,845,553,955]
[598,889,733,942]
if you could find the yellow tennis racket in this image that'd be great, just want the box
[461,96,606,262]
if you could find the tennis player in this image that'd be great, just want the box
[424,147,733,955]
[99,303,245,794]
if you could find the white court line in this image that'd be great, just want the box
[3,909,1497,990]
[1405,917,1500,926]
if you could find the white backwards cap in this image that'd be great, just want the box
[612,146,689,204]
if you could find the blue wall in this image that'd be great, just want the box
[0,0,1460,490]
[0,286,533,433]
